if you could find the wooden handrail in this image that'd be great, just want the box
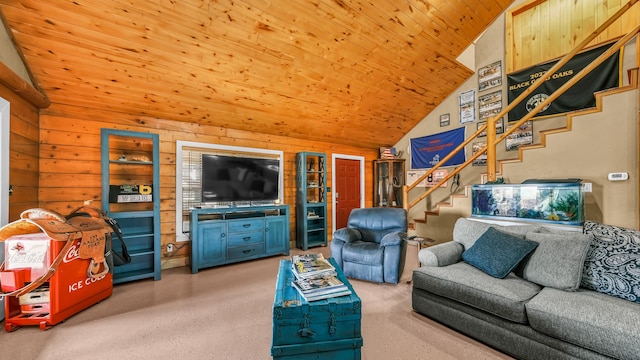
[403,0,639,216]
[496,27,639,145]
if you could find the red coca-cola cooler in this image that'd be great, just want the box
[0,209,113,331]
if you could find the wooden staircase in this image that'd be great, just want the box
[404,6,640,241]
[496,76,638,177]
[411,71,639,242]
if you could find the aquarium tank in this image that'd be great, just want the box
[471,181,584,226]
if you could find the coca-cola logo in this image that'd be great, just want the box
[63,240,83,263]
[7,250,46,265]
[5,239,49,269]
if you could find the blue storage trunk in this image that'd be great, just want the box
[271,258,362,359]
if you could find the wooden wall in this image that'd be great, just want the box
[506,0,640,72]
[0,82,40,220]
[38,103,379,269]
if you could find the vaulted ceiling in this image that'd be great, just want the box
[0,0,513,148]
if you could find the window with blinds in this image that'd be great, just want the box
[178,145,282,238]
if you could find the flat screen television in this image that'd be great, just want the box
[201,154,280,204]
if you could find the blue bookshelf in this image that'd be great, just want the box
[295,152,328,250]
[101,129,161,284]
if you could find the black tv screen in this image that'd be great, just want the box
[201,154,280,203]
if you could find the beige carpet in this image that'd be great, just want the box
[1,248,513,360]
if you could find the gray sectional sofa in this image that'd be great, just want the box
[411,217,640,360]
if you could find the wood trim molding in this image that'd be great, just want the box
[0,61,49,108]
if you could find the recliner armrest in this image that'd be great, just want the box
[333,228,362,243]
[418,241,464,267]
[380,231,407,247]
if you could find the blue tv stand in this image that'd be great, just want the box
[190,205,290,273]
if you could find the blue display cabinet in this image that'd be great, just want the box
[295,152,328,250]
[471,181,584,226]
[101,129,161,284]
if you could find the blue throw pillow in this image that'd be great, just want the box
[581,221,640,303]
[462,227,539,279]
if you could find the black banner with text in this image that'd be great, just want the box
[507,43,619,121]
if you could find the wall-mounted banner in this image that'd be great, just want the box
[507,43,619,121]
[410,127,466,169]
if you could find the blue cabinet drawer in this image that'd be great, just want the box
[227,218,264,233]
[272,338,362,359]
[228,231,264,246]
[228,243,264,260]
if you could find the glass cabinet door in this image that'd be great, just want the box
[295,152,328,250]
[304,154,325,204]
[374,159,405,207]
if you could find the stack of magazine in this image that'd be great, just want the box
[290,253,352,302]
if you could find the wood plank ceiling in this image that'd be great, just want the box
[0,0,513,149]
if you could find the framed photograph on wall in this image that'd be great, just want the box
[477,118,504,137]
[478,61,502,92]
[439,113,450,127]
[478,90,502,121]
[505,121,533,151]
[472,142,487,166]
[459,89,475,124]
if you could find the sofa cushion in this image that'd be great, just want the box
[346,207,406,243]
[452,217,542,250]
[526,287,640,360]
[462,227,538,279]
[342,241,384,264]
[521,232,592,291]
[581,221,640,303]
[413,262,542,323]
[418,241,464,267]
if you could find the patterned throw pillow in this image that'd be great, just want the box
[581,221,640,303]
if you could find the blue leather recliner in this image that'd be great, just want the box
[330,207,407,284]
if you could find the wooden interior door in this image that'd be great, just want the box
[335,158,361,230]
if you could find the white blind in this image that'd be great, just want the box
[182,149,203,212]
